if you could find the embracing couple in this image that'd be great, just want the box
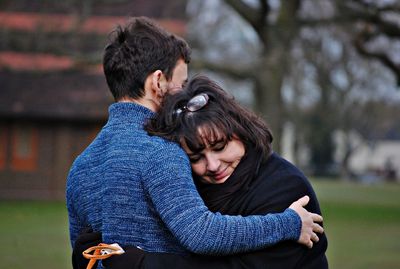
[66,17,328,269]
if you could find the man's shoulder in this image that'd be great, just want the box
[144,135,182,151]
[105,123,185,157]
[139,135,188,162]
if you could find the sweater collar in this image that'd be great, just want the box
[107,102,155,126]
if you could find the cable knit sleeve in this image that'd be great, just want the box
[142,143,301,255]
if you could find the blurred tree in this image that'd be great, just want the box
[187,0,400,176]
[347,0,400,85]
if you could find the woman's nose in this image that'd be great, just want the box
[206,154,220,172]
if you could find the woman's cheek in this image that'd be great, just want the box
[191,162,205,177]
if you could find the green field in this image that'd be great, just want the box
[314,181,400,269]
[0,180,399,269]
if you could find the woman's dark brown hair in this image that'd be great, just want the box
[145,76,273,158]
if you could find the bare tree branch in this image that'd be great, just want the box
[355,30,400,85]
[191,58,255,80]
[344,0,400,84]
[223,0,260,28]
[258,0,270,25]
[370,16,400,38]
[299,0,400,37]
[298,0,400,84]
[224,0,269,43]
[349,0,400,12]
[345,0,400,37]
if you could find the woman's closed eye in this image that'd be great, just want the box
[187,140,227,163]
[189,154,202,163]
[211,141,227,152]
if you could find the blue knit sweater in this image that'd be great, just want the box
[66,102,301,255]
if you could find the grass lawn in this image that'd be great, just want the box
[313,180,400,269]
[0,180,399,269]
[0,201,71,269]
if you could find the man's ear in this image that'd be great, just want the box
[143,70,168,108]
[151,70,168,95]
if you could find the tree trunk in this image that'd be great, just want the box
[252,0,300,154]
[254,50,286,153]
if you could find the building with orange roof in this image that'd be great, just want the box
[0,0,187,200]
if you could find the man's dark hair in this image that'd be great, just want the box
[146,76,273,158]
[103,17,191,101]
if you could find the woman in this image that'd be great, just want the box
[76,76,328,268]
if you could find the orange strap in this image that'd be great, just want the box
[83,243,124,269]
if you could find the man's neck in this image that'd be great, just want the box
[118,96,158,112]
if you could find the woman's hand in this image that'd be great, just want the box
[289,195,324,248]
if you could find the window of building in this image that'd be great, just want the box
[11,125,38,171]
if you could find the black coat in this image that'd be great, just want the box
[142,152,328,269]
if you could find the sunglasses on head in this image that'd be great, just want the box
[175,93,209,115]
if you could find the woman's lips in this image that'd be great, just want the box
[212,167,229,181]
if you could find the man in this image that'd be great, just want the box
[66,17,322,263]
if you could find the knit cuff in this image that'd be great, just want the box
[280,208,302,241]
